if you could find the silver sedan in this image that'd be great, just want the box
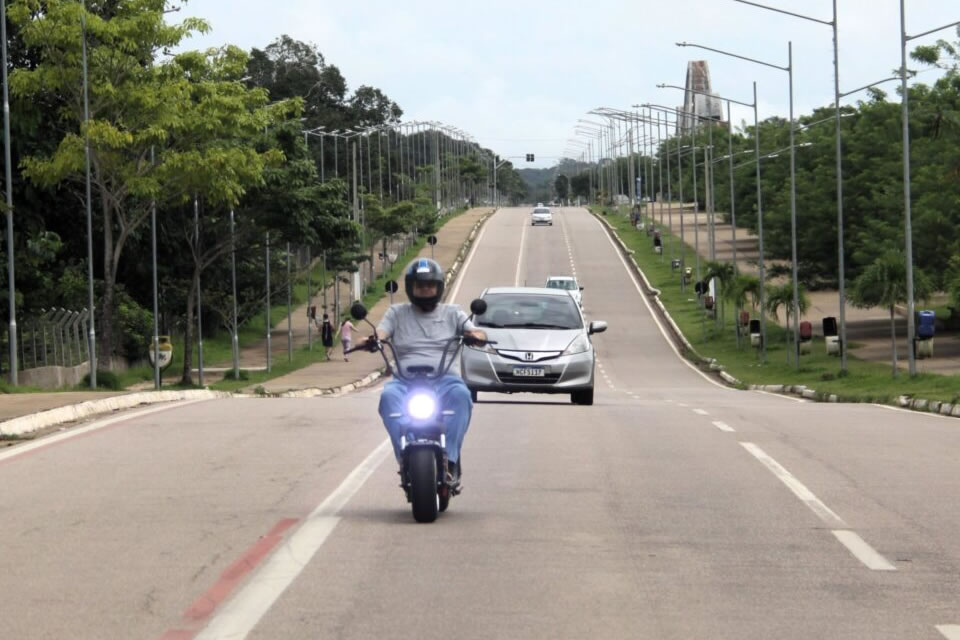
[461,287,607,405]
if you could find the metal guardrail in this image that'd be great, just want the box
[1,307,90,374]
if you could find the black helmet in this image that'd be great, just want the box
[404,258,445,311]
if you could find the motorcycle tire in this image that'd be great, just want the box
[439,488,450,513]
[410,448,440,523]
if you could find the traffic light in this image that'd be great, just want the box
[525,153,535,162]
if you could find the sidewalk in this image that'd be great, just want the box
[0,207,494,426]
[250,206,493,393]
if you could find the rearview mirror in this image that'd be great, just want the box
[588,320,607,335]
[470,299,487,316]
[350,302,368,321]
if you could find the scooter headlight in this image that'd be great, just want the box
[407,392,437,420]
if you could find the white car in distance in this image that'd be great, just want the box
[531,206,553,226]
[545,275,582,307]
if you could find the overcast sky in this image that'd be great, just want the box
[180,0,955,168]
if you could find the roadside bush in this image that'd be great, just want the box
[82,370,123,390]
[222,369,250,381]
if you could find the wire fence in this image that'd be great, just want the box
[0,308,90,375]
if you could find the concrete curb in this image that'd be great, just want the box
[0,389,235,437]
[273,369,386,398]
[591,211,720,374]
[590,210,959,420]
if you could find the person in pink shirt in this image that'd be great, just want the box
[340,317,356,361]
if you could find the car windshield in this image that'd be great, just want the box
[533,208,550,214]
[475,293,582,329]
[547,279,577,291]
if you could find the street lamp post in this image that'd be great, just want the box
[898,5,960,376]
[2,0,16,384]
[679,40,795,366]
[731,0,847,369]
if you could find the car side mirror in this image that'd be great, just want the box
[470,299,487,316]
[579,286,584,291]
[588,320,607,335]
[350,302,368,321]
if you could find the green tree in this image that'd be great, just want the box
[849,250,934,377]
[764,282,810,361]
[9,0,284,367]
[554,174,569,201]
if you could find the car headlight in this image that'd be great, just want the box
[563,334,590,355]
[407,392,437,420]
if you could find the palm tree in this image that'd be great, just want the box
[726,274,761,347]
[765,281,810,362]
[703,261,735,327]
[849,250,933,377]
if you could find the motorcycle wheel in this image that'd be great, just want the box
[439,488,450,512]
[409,448,440,523]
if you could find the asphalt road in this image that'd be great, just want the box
[2,207,959,640]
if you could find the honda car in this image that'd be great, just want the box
[461,287,607,405]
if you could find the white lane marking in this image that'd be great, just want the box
[590,214,730,391]
[740,442,848,528]
[194,439,391,640]
[0,399,210,463]
[831,530,897,571]
[937,625,960,639]
[692,408,709,416]
[677,402,689,407]
[447,210,495,304]
[712,420,735,432]
[753,388,806,403]
[514,218,528,287]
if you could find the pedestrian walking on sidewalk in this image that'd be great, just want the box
[340,317,356,362]
[320,313,334,360]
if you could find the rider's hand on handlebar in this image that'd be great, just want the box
[462,329,489,347]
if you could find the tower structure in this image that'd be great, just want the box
[679,60,723,132]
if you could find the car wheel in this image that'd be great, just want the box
[571,388,594,406]
[469,388,478,403]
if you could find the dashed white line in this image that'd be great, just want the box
[740,442,848,528]
[937,625,960,639]
[831,530,896,571]
[692,408,709,416]
[712,420,735,432]
[514,217,528,287]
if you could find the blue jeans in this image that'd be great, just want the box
[378,375,473,464]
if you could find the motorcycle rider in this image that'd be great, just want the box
[358,258,486,481]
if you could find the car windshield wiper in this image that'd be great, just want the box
[502,322,574,329]
[477,321,504,328]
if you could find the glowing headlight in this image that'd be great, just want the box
[407,393,437,420]
[563,334,590,355]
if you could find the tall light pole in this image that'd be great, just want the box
[731,0,847,369]
[81,0,96,386]
[679,40,797,367]
[2,0,16,384]
[647,83,768,360]
[898,6,960,376]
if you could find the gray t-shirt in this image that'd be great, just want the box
[377,303,475,376]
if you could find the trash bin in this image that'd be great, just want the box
[798,320,812,355]
[684,267,693,283]
[671,258,681,270]
[916,310,935,358]
[822,316,839,355]
[749,319,762,347]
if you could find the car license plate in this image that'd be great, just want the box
[512,366,545,377]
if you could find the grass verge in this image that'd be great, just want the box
[593,205,960,406]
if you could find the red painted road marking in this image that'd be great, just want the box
[158,517,299,640]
